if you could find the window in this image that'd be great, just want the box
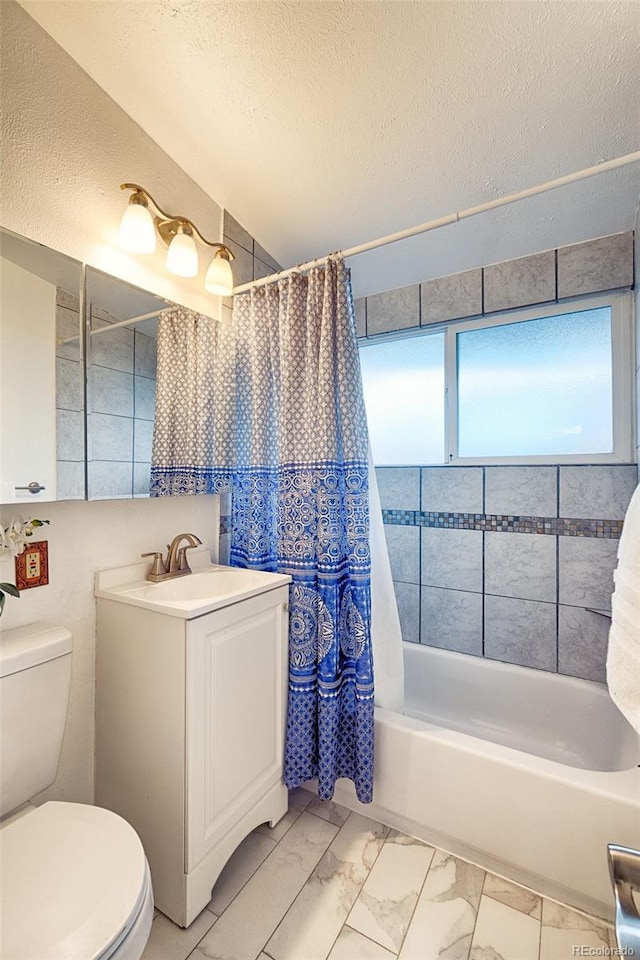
[359,294,633,465]
[359,333,445,464]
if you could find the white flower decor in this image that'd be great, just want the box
[0,516,50,558]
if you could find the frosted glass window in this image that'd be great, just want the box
[457,308,613,457]
[359,334,445,464]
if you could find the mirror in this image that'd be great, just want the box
[85,268,170,500]
[0,227,84,502]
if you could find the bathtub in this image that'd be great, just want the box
[332,642,640,921]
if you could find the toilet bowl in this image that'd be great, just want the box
[0,624,153,959]
[1,802,153,960]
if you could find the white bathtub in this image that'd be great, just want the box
[332,642,640,921]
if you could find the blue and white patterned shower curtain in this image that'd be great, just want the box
[151,258,375,802]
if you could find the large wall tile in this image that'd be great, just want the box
[56,304,81,361]
[485,531,556,603]
[134,332,157,378]
[376,467,420,510]
[421,528,482,592]
[557,232,633,298]
[384,524,420,584]
[87,460,133,499]
[254,240,281,273]
[90,319,134,373]
[223,211,253,254]
[90,366,133,417]
[366,284,419,335]
[484,250,555,313]
[393,581,420,644]
[560,465,637,520]
[133,461,151,497]
[56,460,84,499]
[56,357,84,411]
[558,605,610,683]
[484,596,556,671]
[89,412,133,461]
[485,466,557,517]
[56,408,84,461]
[420,586,482,656]
[421,466,483,513]
[223,238,253,286]
[134,417,154,462]
[134,375,156,421]
[253,258,273,282]
[559,537,618,610]
[421,268,482,325]
[354,298,366,338]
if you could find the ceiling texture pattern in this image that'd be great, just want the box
[18,0,640,297]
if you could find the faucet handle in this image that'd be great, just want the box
[177,544,199,572]
[141,552,166,578]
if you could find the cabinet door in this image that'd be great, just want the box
[186,587,288,871]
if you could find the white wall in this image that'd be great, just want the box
[635,202,640,475]
[1,1,223,318]
[0,3,226,805]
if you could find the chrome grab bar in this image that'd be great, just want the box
[608,844,640,952]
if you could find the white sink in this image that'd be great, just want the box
[94,562,291,619]
[143,569,273,602]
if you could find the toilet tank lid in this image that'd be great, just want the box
[0,623,72,677]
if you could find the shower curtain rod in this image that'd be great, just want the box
[232,151,640,295]
[57,308,166,346]
[89,308,165,335]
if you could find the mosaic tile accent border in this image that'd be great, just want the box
[381,509,623,539]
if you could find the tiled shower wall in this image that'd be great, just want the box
[55,288,84,499]
[86,303,157,499]
[378,465,637,683]
[358,230,636,683]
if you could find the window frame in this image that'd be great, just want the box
[360,292,635,466]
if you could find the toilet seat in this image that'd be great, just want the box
[0,801,153,960]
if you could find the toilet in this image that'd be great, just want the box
[0,623,154,960]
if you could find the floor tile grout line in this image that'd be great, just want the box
[206,822,290,922]
[266,810,394,960]
[391,842,438,959]
[256,810,349,959]
[182,909,220,960]
[466,875,487,959]
[201,794,313,929]
[343,923,400,959]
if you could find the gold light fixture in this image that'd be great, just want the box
[119,183,235,295]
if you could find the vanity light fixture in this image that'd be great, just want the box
[118,183,235,294]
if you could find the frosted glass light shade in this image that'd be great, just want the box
[166,231,198,277]
[205,254,234,296]
[118,202,156,254]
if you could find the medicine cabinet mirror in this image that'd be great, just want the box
[0,227,85,503]
[85,267,170,501]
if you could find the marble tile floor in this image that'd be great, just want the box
[142,788,616,960]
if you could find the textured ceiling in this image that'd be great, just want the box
[17,0,640,297]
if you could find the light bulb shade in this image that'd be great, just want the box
[205,252,234,296]
[166,230,198,277]
[118,201,156,254]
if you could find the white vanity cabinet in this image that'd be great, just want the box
[95,566,290,927]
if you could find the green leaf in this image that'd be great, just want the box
[0,582,20,598]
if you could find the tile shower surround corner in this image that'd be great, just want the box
[140,788,615,960]
[379,464,637,683]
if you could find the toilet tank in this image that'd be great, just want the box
[0,623,72,818]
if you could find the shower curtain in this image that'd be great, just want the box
[151,259,375,802]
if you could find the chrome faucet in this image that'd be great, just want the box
[142,533,202,582]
